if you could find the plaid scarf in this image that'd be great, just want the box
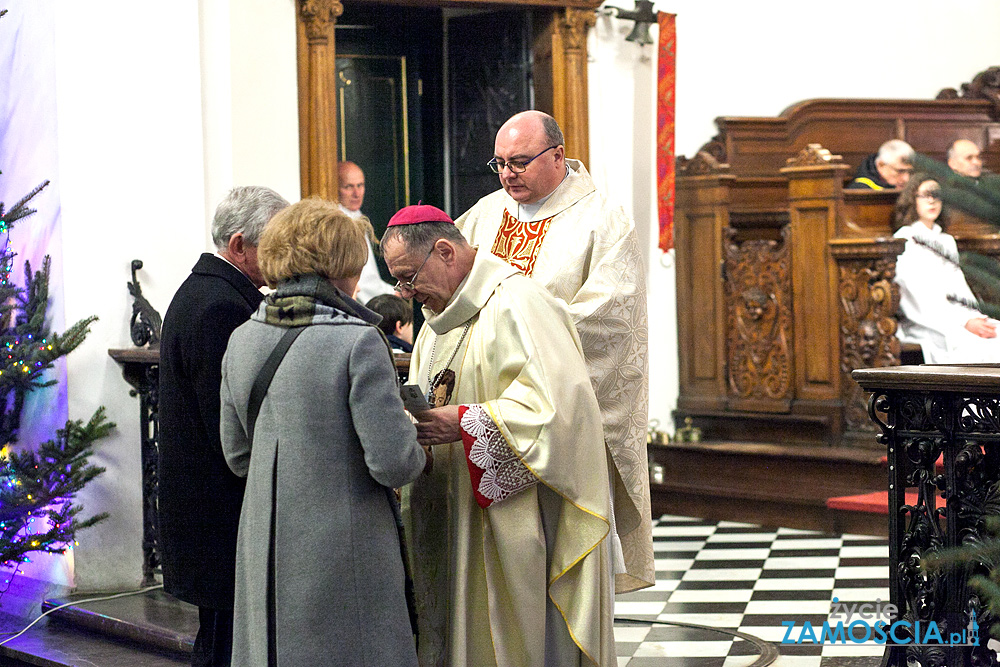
[259,274,380,328]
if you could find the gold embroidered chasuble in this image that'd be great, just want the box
[455,160,654,593]
[406,251,615,666]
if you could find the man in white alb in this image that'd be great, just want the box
[338,160,395,302]
[455,110,654,595]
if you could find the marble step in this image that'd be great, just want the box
[0,588,197,666]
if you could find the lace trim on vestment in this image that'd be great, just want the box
[460,404,536,508]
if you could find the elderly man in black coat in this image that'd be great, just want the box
[158,185,289,667]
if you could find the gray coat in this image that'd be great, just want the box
[220,279,425,667]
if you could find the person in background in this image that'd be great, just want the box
[847,139,914,190]
[158,185,289,667]
[220,198,428,667]
[948,139,984,180]
[366,293,414,352]
[338,160,396,302]
[893,172,1000,363]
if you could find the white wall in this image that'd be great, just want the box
[588,0,1000,432]
[50,0,299,593]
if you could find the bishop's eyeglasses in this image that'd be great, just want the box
[394,245,435,293]
[487,146,559,174]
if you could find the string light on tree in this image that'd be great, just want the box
[0,161,111,593]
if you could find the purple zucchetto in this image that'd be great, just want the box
[387,203,453,227]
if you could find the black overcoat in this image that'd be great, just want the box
[157,253,263,609]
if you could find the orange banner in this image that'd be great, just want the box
[656,12,677,252]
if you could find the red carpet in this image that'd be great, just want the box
[826,490,922,514]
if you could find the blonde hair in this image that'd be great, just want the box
[258,198,373,288]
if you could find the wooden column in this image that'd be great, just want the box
[780,145,851,438]
[674,156,734,413]
[297,0,342,199]
[533,7,595,167]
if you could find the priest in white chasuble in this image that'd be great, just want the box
[455,110,654,594]
[382,204,615,667]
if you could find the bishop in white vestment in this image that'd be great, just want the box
[383,204,615,667]
[456,111,654,593]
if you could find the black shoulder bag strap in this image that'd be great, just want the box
[247,326,305,443]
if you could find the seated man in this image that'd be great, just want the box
[846,139,914,190]
[947,139,984,180]
[366,293,414,352]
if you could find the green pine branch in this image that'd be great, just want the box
[923,514,1000,639]
[0,410,112,565]
[0,181,48,229]
[0,173,111,570]
[912,153,1000,220]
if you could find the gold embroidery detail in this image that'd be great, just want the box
[490,210,554,276]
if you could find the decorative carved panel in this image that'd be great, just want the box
[724,225,792,406]
[936,65,1000,119]
[837,249,902,435]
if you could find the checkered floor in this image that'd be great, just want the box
[613,514,890,666]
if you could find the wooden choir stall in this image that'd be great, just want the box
[657,68,1000,535]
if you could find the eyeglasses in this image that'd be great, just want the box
[394,245,435,293]
[917,191,942,202]
[487,146,559,174]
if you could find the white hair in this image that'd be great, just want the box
[877,139,914,165]
[211,186,290,249]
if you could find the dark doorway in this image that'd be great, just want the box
[335,4,443,245]
[335,4,532,332]
[335,4,532,220]
[446,10,532,214]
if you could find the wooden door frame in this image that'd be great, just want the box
[296,0,600,199]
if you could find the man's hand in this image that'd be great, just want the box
[415,405,462,445]
[965,317,997,338]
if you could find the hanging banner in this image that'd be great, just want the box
[656,12,676,252]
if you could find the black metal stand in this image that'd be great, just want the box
[108,348,160,587]
[855,365,1000,667]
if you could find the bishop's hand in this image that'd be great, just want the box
[415,405,462,445]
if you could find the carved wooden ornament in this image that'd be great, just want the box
[785,143,843,168]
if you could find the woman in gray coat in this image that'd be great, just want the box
[220,198,429,666]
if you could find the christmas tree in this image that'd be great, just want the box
[0,177,111,572]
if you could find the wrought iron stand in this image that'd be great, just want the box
[854,365,1000,667]
[108,347,160,587]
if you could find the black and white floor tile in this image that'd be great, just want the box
[613,514,890,666]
